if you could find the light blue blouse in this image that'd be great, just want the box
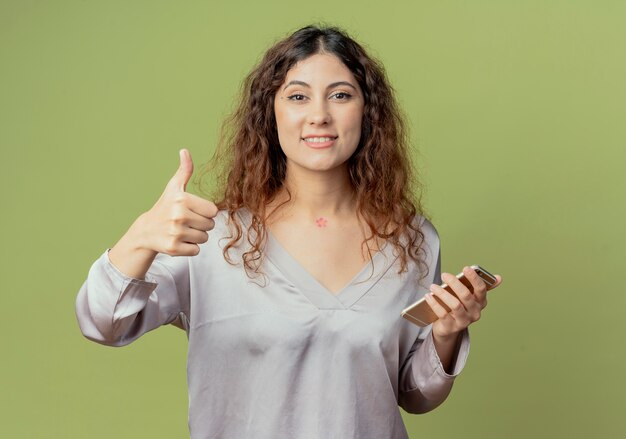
[75,209,469,439]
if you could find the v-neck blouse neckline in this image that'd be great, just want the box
[235,208,400,310]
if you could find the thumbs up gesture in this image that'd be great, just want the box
[136,149,218,257]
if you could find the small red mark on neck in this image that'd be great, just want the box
[315,217,328,228]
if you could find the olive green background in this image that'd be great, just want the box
[1,0,624,437]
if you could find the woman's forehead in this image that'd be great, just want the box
[286,53,354,78]
[282,53,356,85]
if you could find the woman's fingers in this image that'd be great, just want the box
[432,274,482,323]
[426,269,501,337]
[186,193,219,220]
[179,227,210,245]
[137,150,220,256]
[424,287,470,333]
[424,291,454,320]
[442,272,474,303]
[462,267,488,303]
[489,274,503,290]
[183,209,216,232]
[430,281,468,315]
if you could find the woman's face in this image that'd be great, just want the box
[273,53,364,175]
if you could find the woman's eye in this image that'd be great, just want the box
[287,94,306,101]
[332,92,352,100]
[285,92,352,101]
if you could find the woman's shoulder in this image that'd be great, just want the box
[410,214,439,244]
[211,208,247,226]
[408,214,440,268]
[194,208,250,261]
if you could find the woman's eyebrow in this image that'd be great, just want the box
[282,80,358,91]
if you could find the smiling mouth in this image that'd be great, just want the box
[301,136,338,143]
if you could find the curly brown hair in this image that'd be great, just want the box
[197,24,429,280]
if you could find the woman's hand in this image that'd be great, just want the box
[108,149,218,280]
[424,267,503,341]
[130,148,219,257]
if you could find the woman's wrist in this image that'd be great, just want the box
[432,328,462,345]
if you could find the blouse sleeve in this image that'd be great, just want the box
[397,325,470,414]
[74,248,191,347]
[397,215,471,413]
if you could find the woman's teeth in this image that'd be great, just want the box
[304,137,335,143]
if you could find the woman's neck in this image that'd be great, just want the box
[268,164,356,222]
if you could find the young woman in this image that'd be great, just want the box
[76,25,502,439]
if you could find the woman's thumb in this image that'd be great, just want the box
[171,148,194,192]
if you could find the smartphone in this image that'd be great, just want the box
[401,265,498,327]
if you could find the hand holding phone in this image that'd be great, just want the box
[401,265,499,327]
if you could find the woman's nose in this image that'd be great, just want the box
[307,101,332,125]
